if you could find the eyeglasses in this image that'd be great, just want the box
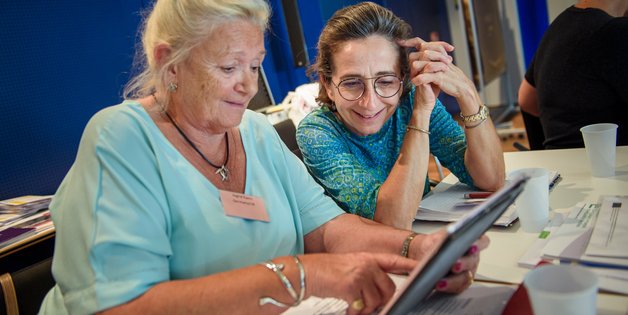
[330,75,403,101]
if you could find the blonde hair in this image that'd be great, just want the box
[309,2,412,108]
[123,0,270,106]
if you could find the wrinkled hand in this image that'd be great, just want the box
[398,37,455,113]
[302,252,416,315]
[410,230,490,294]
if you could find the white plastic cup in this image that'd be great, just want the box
[580,123,618,177]
[511,168,549,233]
[524,265,598,315]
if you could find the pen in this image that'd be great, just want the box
[463,192,493,199]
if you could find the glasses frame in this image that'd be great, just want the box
[330,75,403,101]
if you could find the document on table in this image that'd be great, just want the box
[538,201,628,293]
[415,182,518,227]
[518,212,565,268]
[415,170,560,227]
[584,196,628,258]
[541,203,599,262]
[283,274,516,315]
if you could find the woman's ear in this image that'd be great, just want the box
[154,43,177,79]
[321,77,336,103]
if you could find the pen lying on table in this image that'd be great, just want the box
[464,192,493,199]
[463,174,563,200]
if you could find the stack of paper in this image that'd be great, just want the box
[415,171,560,227]
[415,182,518,227]
[0,195,52,214]
[0,209,53,249]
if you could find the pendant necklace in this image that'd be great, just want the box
[163,111,230,182]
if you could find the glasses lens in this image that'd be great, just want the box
[374,75,401,98]
[338,78,365,101]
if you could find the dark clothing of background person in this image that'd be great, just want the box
[524,6,628,149]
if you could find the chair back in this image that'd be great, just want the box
[273,119,303,160]
[0,258,54,315]
[521,111,545,150]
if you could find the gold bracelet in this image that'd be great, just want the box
[406,125,430,135]
[400,232,418,258]
[459,104,489,123]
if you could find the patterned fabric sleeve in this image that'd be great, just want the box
[297,115,381,219]
[428,100,473,186]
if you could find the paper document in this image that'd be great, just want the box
[416,170,560,227]
[518,212,565,268]
[284,274,515,315]
[415,182,518,226]
[541,202,628,269]
[584,196,628,258]
[542,203,599,261]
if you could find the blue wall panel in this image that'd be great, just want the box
[0,1,145,199]
[516,0,549,67]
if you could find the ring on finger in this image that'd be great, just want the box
[467,270,474,285]
[351,298,365,311]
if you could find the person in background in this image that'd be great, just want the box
[39,0,488,314]
[296,2,504,230]
[518,0,628,149]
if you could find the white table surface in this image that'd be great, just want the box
[413,146,628,314]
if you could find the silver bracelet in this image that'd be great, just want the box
[294,256,305,303]
[258,258,305,308]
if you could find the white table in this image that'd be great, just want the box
[413,146,628,314]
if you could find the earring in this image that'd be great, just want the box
[329,102,337,111]
[167,82,178,92]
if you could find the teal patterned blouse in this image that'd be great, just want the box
[296,87,473,219]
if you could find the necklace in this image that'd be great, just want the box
[163,111,230,182]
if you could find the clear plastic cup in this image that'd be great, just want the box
[580,123,618,177]
[510,168,549,233]
[524,265,598,315]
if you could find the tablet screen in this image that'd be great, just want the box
[380,176,528,315]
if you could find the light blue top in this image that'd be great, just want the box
[296,87,472,219]
[39,101,343,314]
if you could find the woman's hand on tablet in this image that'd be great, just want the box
[435,235,490,293]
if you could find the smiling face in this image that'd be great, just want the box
[171,19,265,133]
[326,35,402,136]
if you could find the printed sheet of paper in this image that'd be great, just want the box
[585,196,628,258]
[283,274,515,315]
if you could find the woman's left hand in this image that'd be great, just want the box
[409,231,490,294]
[436,235,489,293]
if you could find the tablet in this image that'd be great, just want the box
[380,175,528,315]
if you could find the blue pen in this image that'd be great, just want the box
[559,259,628,270]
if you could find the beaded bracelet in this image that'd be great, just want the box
[258,256,306,308]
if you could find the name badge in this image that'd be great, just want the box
[219,190,269,222]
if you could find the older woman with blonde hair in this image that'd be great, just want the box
[39,1,487,314]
